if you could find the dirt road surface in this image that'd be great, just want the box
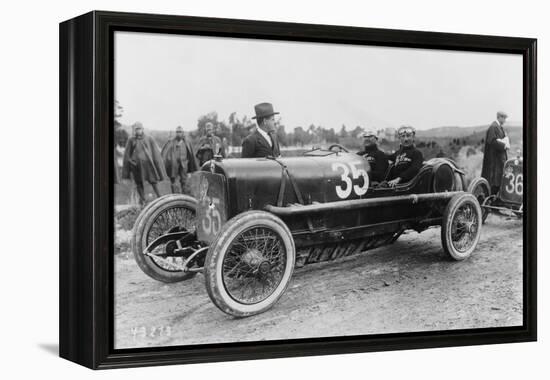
[115,215,523,349]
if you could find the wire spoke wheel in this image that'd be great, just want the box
[450,203,478,252]
[442,193,482,261]
[222,227,287,305]
[205,211,295,317]
[468,177,490,223]
[146,206,196,272]
[132,194,199,283]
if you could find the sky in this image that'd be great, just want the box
[114,31,523,132]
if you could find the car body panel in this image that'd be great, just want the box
[191,152,467,249]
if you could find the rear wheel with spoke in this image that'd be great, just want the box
[441,193,482,260]
[205,211,295,317]
[467,177,490,223]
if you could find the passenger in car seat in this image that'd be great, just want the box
[385,125,424,188]
[356,130,388,184]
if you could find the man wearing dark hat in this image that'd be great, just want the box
[161,126,198,194]
[357,130,388,183]
[122,122,166,204]
[196,121,225,166]
[241,102,281,158]
[482,111,510,195]
[385,125,424,187]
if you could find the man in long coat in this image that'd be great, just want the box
[481,111,510,195]
[195,122,226,166]
[122,122,166,204]
[161,126,198,194]
[241,102,281,158]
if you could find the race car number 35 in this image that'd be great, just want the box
[332,162,369,199]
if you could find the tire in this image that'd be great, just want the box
[130,195,172,236]
[441,193,482,261]
[205,211,295,317]
[513,204,523,219]
[467,177,490,223]
[132,194,198,283]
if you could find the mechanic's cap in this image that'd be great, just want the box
[362,129,377,138]
[497,110,508,118]
[398,125,416,136]
[132,121,144,130]
[176,126,183,132]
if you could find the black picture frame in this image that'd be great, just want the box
[59,10,537,369]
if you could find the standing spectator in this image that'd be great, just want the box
[114,136,126,184]
[196,122,226,166]
[241,102,281,158]
[481,111,510,195]
[122,122,166,205]
[114,126,128,184]
[161,126,198,194]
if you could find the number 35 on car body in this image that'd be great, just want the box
[331,161,370,199]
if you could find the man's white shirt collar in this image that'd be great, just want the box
[495,119,501,126]
[257,127,272,147]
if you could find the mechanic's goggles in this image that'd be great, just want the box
[398,130,414,137]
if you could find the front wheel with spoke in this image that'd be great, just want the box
[441,193,482,260]
[132,194,198,283]
[205,211,295,317]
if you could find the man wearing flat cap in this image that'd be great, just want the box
[482,111,510,195]
[196,121,225,167]
[241,102,281,158]
[357,130,388,183]
[122,122,166,205]
[161,126,198,194]
[385,125,424,187]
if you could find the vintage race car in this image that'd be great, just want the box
[467,154,523,222]
[132,146,483,317]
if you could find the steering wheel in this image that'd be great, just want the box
[328,144,349,153]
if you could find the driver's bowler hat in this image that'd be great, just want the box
[252,102,279,119]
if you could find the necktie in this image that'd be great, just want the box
[269,132,279,156]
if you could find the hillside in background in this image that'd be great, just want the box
[346,124,523,157]
[416,124,522,138]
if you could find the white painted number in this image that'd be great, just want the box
[504,173,523,196]
[202,197,221,235]
[332,163,352,198]
[350,162,369,196]
[516,174,523,195]
[332,162,370,199]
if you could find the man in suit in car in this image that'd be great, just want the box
[241,102,281,158]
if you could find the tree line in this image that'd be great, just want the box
[113,103,489,159]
